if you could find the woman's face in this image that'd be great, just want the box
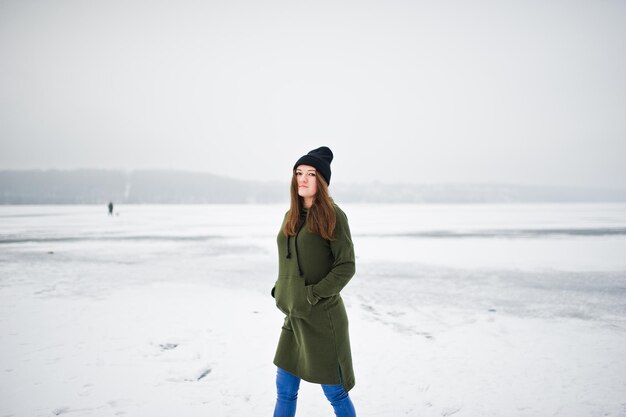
[295,164,318,200]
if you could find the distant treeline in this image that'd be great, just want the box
[1,169,625,204]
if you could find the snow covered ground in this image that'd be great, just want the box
[1,203,626,417]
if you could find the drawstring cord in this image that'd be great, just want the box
[294,224,304,277]
[285,218,306,277]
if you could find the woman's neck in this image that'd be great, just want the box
[303,197,314,209]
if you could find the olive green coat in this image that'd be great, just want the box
[271,204,356,392]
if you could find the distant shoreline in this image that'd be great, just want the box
[2,169,625,204]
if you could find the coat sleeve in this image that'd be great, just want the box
[271,211,290,299]
[305,207,356,305]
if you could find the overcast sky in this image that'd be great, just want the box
[1,0,625,188]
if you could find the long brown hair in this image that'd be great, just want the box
[283,172,336,240]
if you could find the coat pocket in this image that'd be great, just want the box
[274,276,312,318]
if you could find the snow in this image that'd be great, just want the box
[1,203,626,416]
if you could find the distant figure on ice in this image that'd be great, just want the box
[270,146,357,417]
[108,202,113,216]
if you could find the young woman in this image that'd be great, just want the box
[271,146,357,417]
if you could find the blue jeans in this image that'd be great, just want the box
[273,367,356,417]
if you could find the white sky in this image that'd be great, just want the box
[1,0,625,188]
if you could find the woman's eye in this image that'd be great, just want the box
[308,173,316,177]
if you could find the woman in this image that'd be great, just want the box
[271,146,357,417]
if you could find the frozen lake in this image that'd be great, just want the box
[1,203,626,416]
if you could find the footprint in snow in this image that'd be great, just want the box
[159,343,178,351]
[196,367,212,381]
[441,406,462,416]
[361,303,380,315]
[52,406,70,415]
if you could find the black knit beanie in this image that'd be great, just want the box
[293,146,334,185]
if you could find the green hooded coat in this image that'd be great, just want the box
[272,204,356,392]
